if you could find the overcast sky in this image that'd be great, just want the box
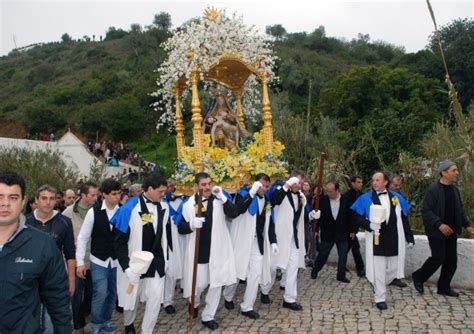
[1,0,472,56]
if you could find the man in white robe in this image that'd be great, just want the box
[260,170,307,311]
[112,175,169,334]
[223,173,279,319]
[351,171,414,310]
[178,172,239,331]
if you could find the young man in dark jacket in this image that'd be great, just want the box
[412,160,473,297]
[0,171,72,333]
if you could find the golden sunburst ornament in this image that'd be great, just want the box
[204,7,221,22]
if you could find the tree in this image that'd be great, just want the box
[152,12,172,31]
[265,24,287,41]
[105,26,127,40]
[428,18,474,110]
[61,33,72,43]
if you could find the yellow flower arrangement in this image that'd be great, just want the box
[141,213,154,226]
[391,196,399,207]
[172,130,288,185]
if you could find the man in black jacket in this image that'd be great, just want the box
[412,160,473,297]
[0,171,71,333]
[311,182,351,283]
[343,175,365,277]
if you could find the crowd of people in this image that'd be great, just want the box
[87,140,146,168]
[0,159,472,333]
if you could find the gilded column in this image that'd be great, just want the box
[174,87,185,158]
[191,71,204,171]
[261,73,273,153]
[235,89,246,130]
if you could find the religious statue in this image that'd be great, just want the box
[203,87,249,150]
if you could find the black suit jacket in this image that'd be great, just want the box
[318,194,351,242]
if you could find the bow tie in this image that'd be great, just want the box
[377,191,388,196]
[146,199,161,206]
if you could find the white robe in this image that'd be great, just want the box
[181,196,236,299]
[116,200,169,310]
[228,196,272,285]
[365,199,407,285]
[168,199,183,280]
[273,189,306,270]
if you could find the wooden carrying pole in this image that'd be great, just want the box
[309,152,326,260]
[188,189,203,329]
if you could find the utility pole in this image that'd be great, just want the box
[306,79,312,137]
[12,35,18,49]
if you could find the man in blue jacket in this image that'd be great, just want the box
[0,171,72,333]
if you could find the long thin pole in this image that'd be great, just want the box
[188,189,203,330]
[309,152,326,260]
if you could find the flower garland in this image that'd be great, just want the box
[172,130,288,184]
[151,8,278,131]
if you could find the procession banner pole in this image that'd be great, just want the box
[309,152,326,261]
[188,189,203,330]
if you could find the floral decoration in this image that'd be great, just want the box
[141,213,154,226]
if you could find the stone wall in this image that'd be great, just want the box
[327,232,474,290]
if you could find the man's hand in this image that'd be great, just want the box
[249,181,262,197]
[212,186,227,203]
[125,268,140,286]
[407,242,415,249]
[76,266,87,279]
[285,177,299,188]
[271,243,279,255]
[439,223,454,236]
[68,278,75,296]
[466,226,474,238]
[191,217,205,230]
[349,233,356,240]
[309,210,321,220]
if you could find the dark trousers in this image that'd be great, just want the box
[413,235,457,291]
[312,239,348,279]
[72,270,92,330]
[348,235,365,272]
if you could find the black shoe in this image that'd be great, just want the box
[376,302,388,310]
[357,269,365,277]
[389,278,407,288]
[260,293,271,304]
[279,286,285,290]
[310,270,318,279]
[164,305,176,314]
[437,289,459,297]
[282,301,303,311]
[124,323,136,334]
[337,277,350,283]
[201,320,219,330]
[241,310,260,319]
[239,279,247,284]
[412,275,424,294]
[224,300,235,310]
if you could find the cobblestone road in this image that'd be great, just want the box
[99,264,474,333]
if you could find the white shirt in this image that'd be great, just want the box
[329,194,341,221]
[377,191,391,222]
[76,201,119,268]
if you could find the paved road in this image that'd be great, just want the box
[97,264,474,333]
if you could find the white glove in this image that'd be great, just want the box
[370,223,380,232]
[125,267,140,285]
[407,242,414,249]
[271,243,279,255]
[212,186,226,203]
[249,181,262,197]
[190,216,205,230]
[309,210,321,220]
[287,177,299,187]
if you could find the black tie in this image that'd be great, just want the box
[146,199,161,208]
[377,191,387,196]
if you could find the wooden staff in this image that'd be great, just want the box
[309,152,326,260]
[188,189,203,329]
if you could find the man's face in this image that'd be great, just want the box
[64,190,76,206]
[146,185,167,202]
[290,175,304,193]
[442,165,459,184]
[102,189,121,207]
[351,178,363,191]
[81,187,98,206]
[55,193,63,203]
[197,177,213,198]
[325,183,339,200]
[257,179,270,197]
[389,179,402,192]
[372,173,388,192]
[36,190,57,216]
[0,184,25,227]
